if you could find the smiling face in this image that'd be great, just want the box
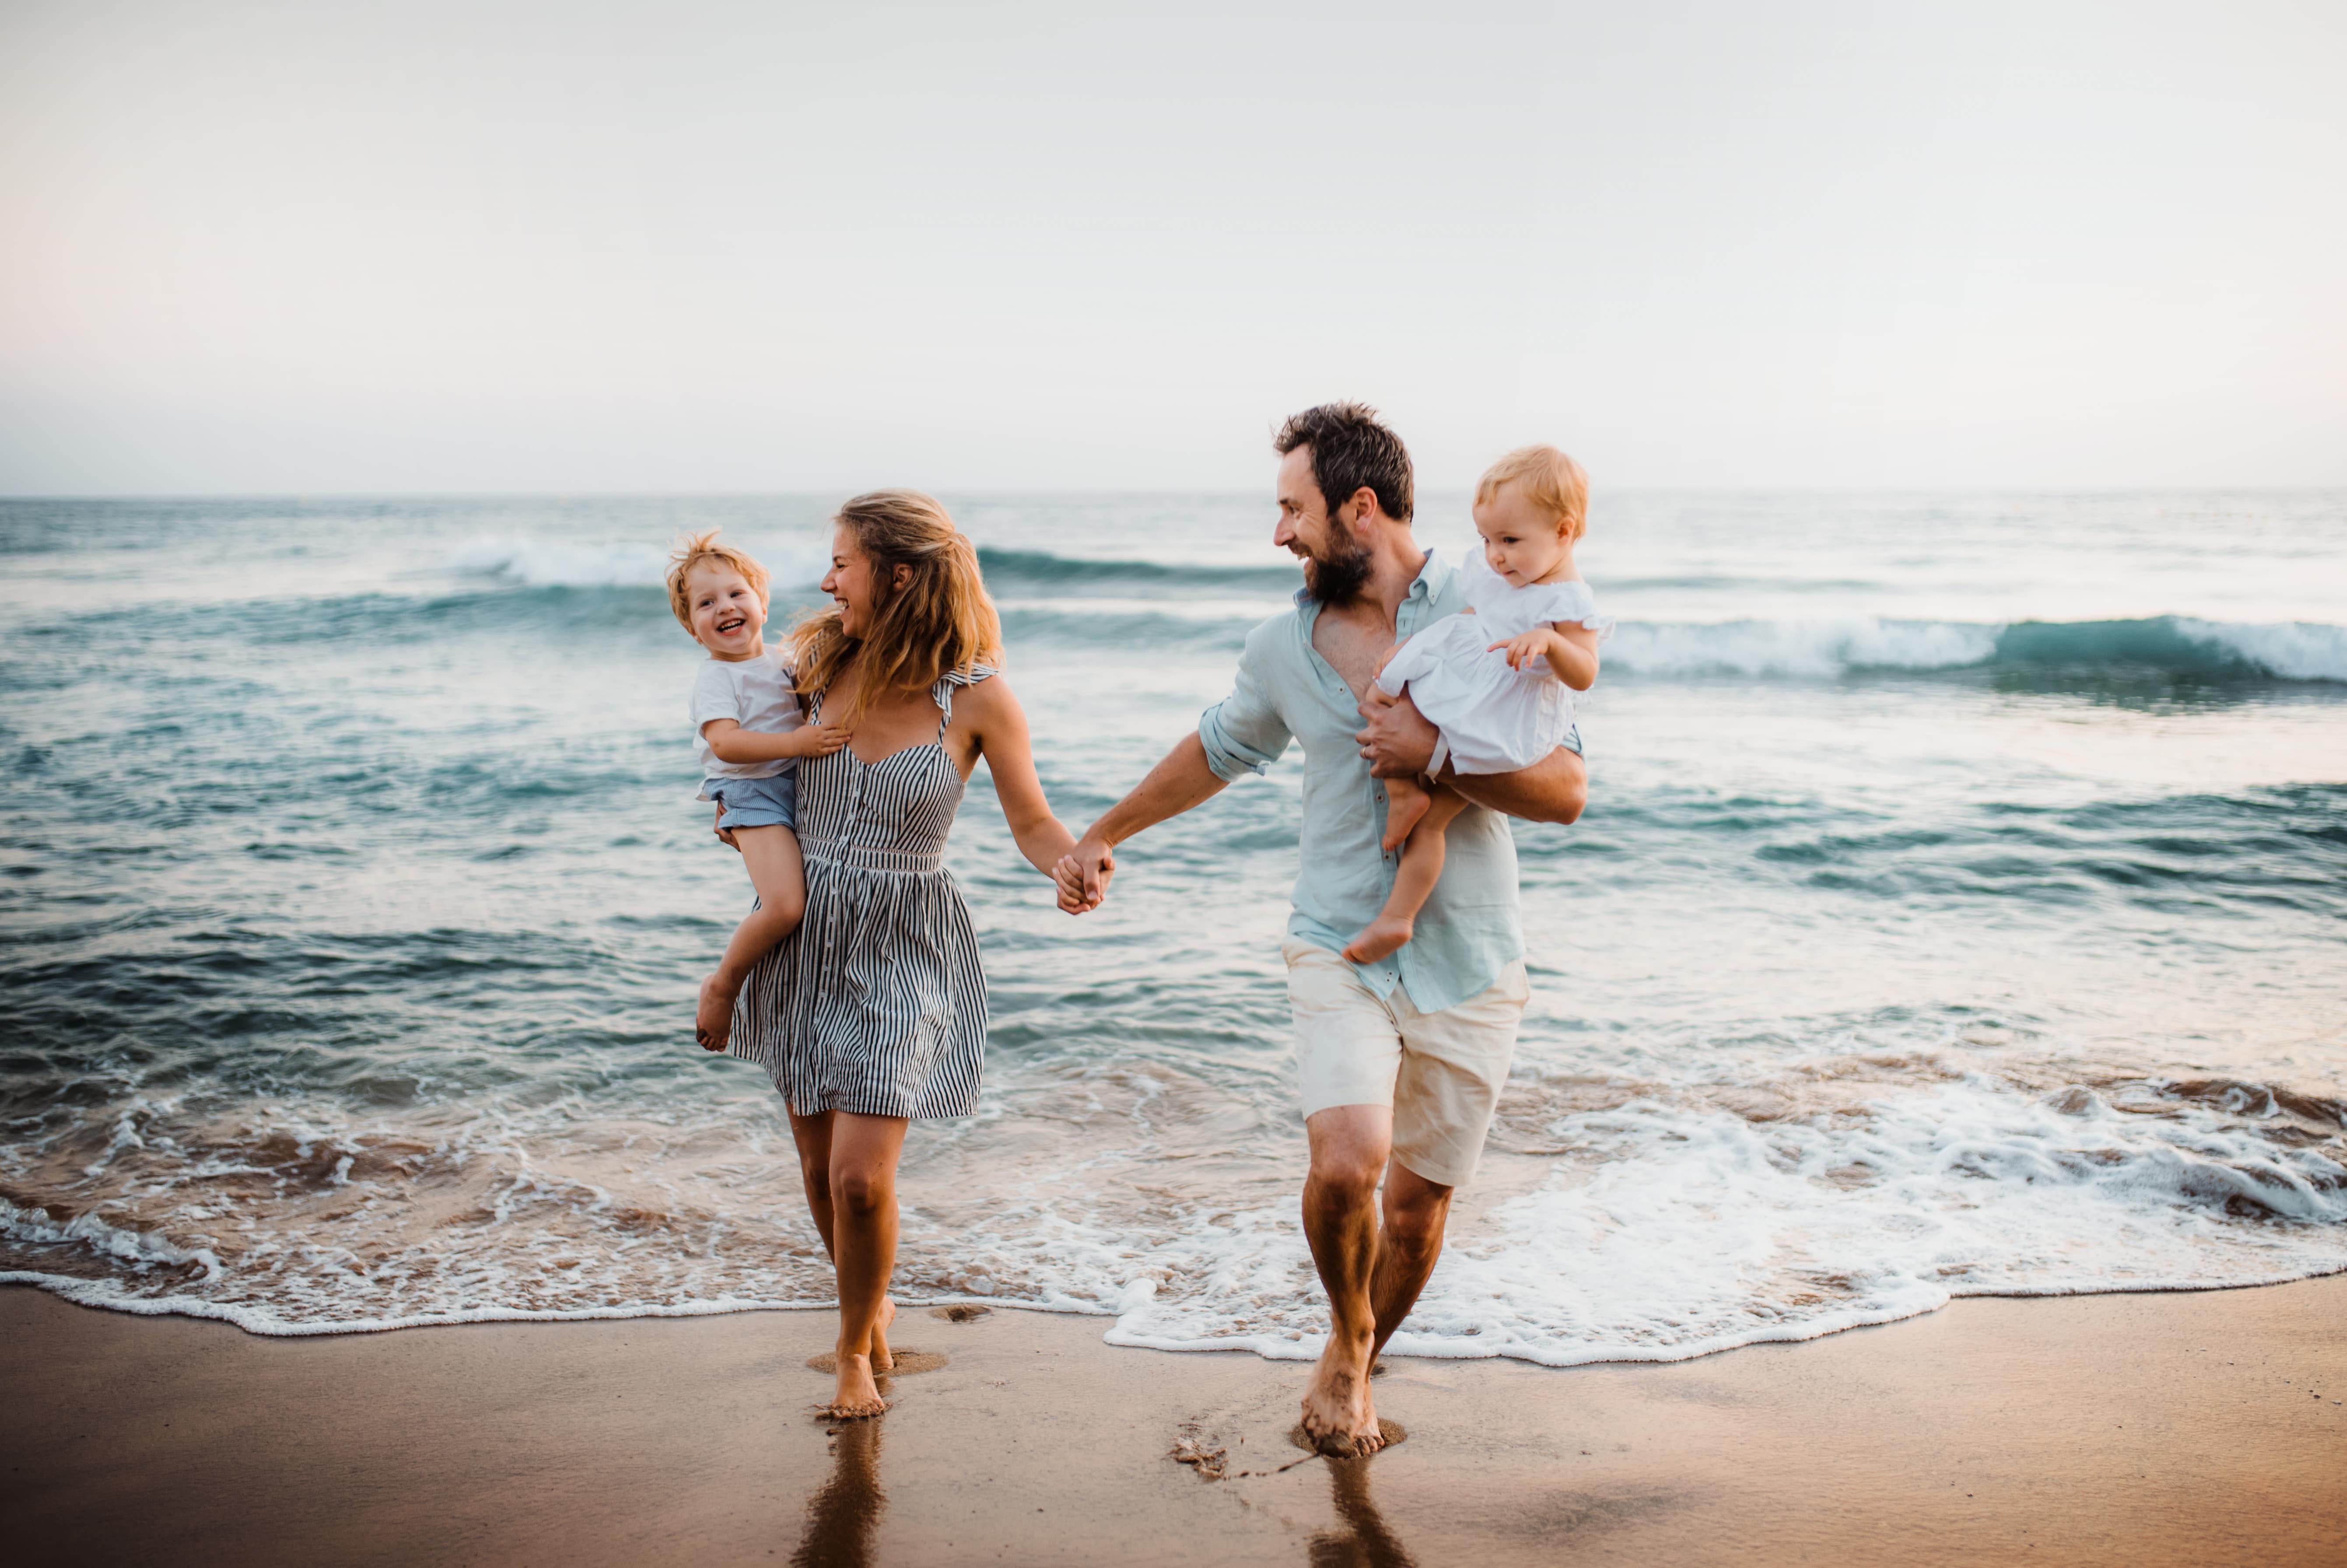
[1273,444,1374,605]
[1471,479,1574,587]
[685,561,768,659]
[820,522,884,640]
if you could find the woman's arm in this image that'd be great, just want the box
[1488,622,1602,690]
[702,718,852,765]
[956,677,1080,876]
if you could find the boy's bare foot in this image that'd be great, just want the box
[1299,1334,1384,1458]
[1380,785,1432,853]
[871,1297,896,1373]
[694,972,737,1052]
[822,1350,888,1419]
[1342,915,1413,964]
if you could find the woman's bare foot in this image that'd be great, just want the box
[822,1350,888,1419]
[871,1297,896,1373]
[1299,1334,1384,1458]
[695,972,736,1052]
[1342,915,1414,965]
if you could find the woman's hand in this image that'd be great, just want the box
[1054,840,1114,914]
[1489,628,1560,671]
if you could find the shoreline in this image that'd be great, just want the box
[8,1276,2345,1564]
[11,1258,2344,1356]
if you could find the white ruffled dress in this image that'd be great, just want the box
[1374,552,1613,775]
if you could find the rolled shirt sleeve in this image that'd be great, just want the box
[1197,622,1293,781]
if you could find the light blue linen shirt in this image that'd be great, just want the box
[1197,549,1536,1015]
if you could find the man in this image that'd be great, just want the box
[1054,403,1587,1456]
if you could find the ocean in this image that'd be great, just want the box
[3,490,2343,1364]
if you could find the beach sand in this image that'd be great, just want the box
[5,1278,2343,1565]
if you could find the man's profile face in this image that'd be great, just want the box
[1274,445,1373,605]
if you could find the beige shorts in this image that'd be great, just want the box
[1283,939,1530,1189]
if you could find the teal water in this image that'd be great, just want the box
[2,492,2343,1359]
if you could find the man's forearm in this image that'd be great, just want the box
[1443,747,1587,825]
[1086,732,1228,845]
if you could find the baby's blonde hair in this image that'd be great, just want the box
[1476,445,1590,541]
[665,530,771,629]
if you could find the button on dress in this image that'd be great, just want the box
[728,668,994,1119]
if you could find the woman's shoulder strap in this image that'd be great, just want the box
[931,662,1000,725]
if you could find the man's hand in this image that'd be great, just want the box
[1054,836,1115,914]
[713,802,738,850]
[1355,692,1440,780]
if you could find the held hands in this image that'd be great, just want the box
[1489,627,1560,672]
[1052,836,1114,915]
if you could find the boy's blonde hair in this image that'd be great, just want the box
[1476,445,1590,541]
[665,531,771,629]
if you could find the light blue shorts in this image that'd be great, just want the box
[699,772,797,832]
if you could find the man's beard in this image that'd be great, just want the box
[1301,534,1374,605]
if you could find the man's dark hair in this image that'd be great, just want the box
[1274,402,1414,524]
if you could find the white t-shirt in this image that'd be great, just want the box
[691,647,803,780]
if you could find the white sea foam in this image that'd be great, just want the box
[18,1053,2336,1361]
[2182,618,2347,682]
[1604,617,1999,678]
[446,535,830,592]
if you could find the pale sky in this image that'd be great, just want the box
[2,0,2342,493]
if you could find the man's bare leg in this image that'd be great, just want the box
[788,1108,909,1413]
[1368,1161,1455,1361]
[1299,1105,1395,1457]
[1344,788,1469,963]
[697,826,806,1052]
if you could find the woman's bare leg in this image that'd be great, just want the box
[1343,788,1469,963]
[787,1108,900,1384]
[786,1109,910,1417]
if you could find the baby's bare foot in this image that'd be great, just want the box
[1381,788,1432,853]
[694,973,735,1052]
[1342,916,1413,965]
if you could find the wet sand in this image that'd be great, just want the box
[5,1277,2344,1565]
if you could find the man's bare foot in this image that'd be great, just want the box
[1342,915,1413,965]
[695,972,737,1052]
[1380,786,1431,853]
[1299,1335,1384,1458]
[822,1350,888,1419]
[871,1297,896,1373]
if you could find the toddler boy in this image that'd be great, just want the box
[668,531,848,1051]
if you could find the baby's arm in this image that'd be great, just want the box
[1488,622,1602,690]
[700,717,851,764]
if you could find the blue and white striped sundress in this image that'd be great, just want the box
[728,668,993,1119]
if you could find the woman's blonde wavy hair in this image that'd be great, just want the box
[785,489,1003,723]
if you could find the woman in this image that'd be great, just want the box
[723,489,1079,1419]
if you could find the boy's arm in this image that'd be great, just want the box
[701,718,850,765]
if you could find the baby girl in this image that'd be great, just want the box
[1346,445,1613,963]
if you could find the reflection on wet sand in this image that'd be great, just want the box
[791,1410,886,1568]
[1310,1452,1418,1568]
